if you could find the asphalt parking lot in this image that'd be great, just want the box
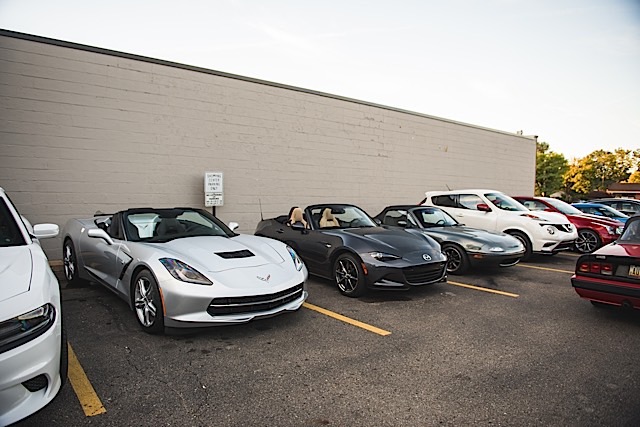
[17,253,640,427]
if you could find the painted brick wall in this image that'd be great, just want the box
[0,33,536,259]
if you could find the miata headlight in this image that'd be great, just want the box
[0,304,56,353]
[488,246,505,253]
[370,252,401,261]
[287,246,304,271]
[159,258,212,285]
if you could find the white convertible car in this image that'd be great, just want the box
[0,187,65,426]
[62,207,308,334]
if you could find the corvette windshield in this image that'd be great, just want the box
[484,193,528,212]
[413,207,458,227]
[311,205,376,229]
[124,209,233,242]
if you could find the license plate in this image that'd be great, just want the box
[630,265,640,278]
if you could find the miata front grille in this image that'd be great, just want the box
[402,263,446,285]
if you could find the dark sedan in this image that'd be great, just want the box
[255,204,447,297]
[374,205,524,274]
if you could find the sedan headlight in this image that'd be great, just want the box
[159,258,212,285]
[286,246,304,271]
[369,252,401,261]
[0,304,56,354]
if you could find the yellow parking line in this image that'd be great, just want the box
[447,281,519,298]
[68,343,106,417]
[303,302,391,336]
[518,264,574,274]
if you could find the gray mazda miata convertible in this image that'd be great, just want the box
[255,204,447,297]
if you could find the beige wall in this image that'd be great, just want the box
[0,32,536,259]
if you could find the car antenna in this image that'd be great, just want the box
[259,199,264,221]
[445,184,451,190]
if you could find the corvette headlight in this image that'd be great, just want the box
[0,304,56,353]
[370,252,401,261]
[159,258,212,285]
[287,246,304,271]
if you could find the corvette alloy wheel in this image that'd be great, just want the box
[133,270,164,334]
[63,240,85,286]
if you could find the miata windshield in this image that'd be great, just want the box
[310,205,377,229]
[413,207,458,227]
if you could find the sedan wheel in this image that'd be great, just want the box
[63,239,85,286]
[133,270,164,334]
[575,229,601,254]
[442,244,469,275]
[334,254,366,297]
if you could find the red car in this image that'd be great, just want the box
[571,216,640,310]
[513,196,624,253]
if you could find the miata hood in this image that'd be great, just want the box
[0,246,32,302]
[146,235,285,273]
[342,227,440,252]
[423,226,520,246]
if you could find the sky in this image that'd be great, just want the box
[0,0,638,160]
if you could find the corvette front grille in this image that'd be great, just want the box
[403,263,446,285]
[207,283,304,316]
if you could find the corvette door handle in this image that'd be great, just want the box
[276,229,284,234]
[319,241,332,248]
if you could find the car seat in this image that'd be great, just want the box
[319,208,340,228]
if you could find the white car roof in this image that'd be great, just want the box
[425,189,506,196]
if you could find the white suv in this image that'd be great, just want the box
[422,189,578,259]
[0,187,66,425]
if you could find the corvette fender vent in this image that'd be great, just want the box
[215,250,255,259]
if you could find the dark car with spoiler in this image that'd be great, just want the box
[255,204,447,297]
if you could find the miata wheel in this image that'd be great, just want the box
[442,243,469,275]
[575,229,601,254]
[509,231,532,261]
[334,253,367,297]
[63,239,85,286]
[133,270,165,334]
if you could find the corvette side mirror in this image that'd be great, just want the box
[87,228,115,245]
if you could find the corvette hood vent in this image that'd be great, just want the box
[215,249,255,259]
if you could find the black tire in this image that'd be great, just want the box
[132,270,165,334]
[575,229,601,254]
[509,231,532,261]
[334,253,367,297]
[62,239,86,286]
[59,323,68,388]
[442,243,469,275]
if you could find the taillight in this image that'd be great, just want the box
[578,261,614,276]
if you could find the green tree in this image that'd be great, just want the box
[564,148,635,195]
[535,142,568,196]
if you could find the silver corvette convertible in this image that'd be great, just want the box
[62,207,308,334]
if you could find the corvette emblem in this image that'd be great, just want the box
[422,254,432,261]
[257,274,271,282]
